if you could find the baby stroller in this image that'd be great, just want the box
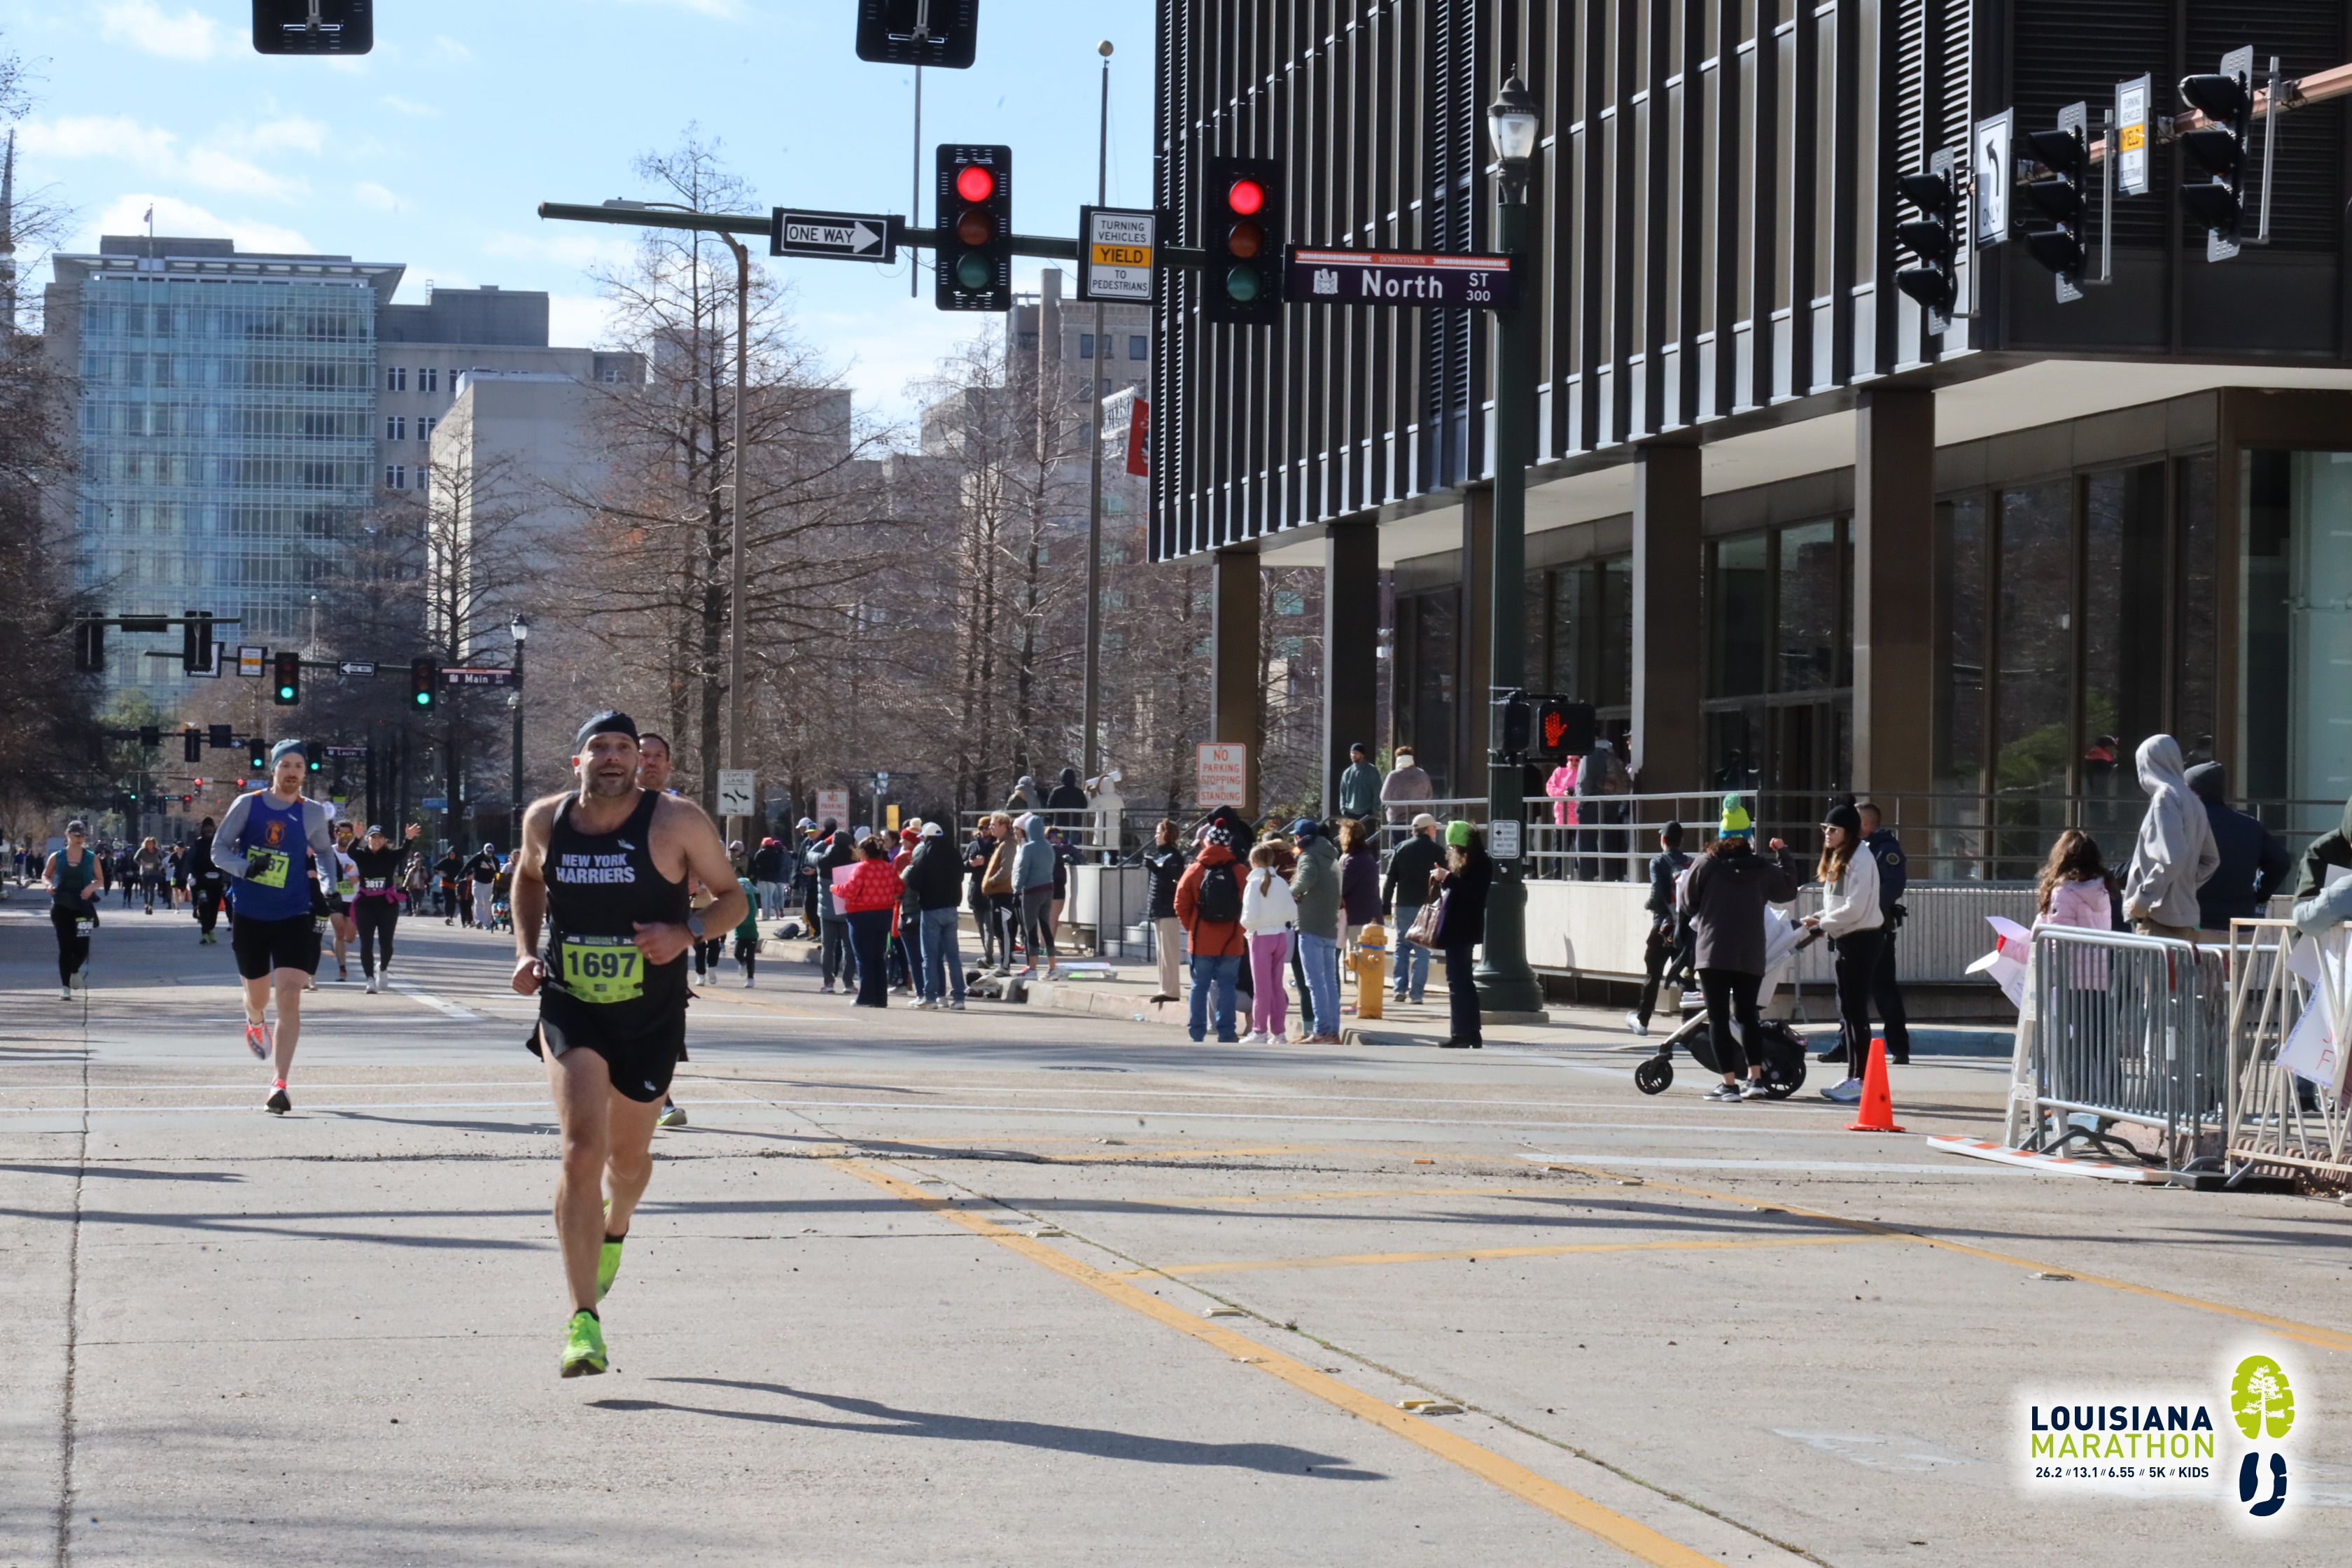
[1633,916,1817,1099]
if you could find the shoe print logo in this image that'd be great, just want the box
[2231,1356,2294,1441]
[2239,1451,2288,1517]
[643,1080,657,1093]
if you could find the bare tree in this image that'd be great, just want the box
[544,130,899,814]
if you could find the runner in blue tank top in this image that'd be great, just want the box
[510,710,746,1378]
[211,738,351,1114]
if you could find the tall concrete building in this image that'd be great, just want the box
[45,239,631,701]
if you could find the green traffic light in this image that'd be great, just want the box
[1225,264,1262,303]
[955,253,993,290]
[414,692,431,706]
[278,686,295,701]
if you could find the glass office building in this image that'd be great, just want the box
[49,239,400,698]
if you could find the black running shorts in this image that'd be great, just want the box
[232,911,320,981]
[527,1005,688,1104]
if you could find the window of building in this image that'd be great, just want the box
[1129,335,1148,360]
[1273,590,1306,615]
[385,465,407,490]
[419,367,438,393]
[419,416,436,442]
[386,416,406,441]
[601,366,620,384]
[1699,522,1849,793]
[1079,333,1096,359]
[2243,451,2352,818]
[386,366,406,391]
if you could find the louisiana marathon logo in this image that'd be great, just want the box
[2017,1347,2305,1527]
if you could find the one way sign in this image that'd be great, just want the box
[769,209,899,264]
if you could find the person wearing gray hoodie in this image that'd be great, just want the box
[2121,734,2220,941]
[1014,812,1060,973]
[1289,820,1344,1042]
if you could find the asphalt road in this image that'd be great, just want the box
[1,890,2346,1566]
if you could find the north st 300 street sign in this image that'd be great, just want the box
[1285,246,1516,309]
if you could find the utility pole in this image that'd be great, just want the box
[722,229,750,847]
[1080,41,1112,780]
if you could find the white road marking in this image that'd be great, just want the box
[384,981,488,1021]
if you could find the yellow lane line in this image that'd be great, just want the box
[1544,1161,2352,1355]
[685,988,832,1021]
[830,1157,1729,1568]
[1111,1232,1889,1280]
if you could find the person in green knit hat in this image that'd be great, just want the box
[732,883,763,989]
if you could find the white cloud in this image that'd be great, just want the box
[483,230,638,271]
[547,293,620,351]
[21,113,308,202]
[98,1,220,62]
[381,94,442,118]
[88,195,315,257]
[433,35,475,64]
[225,116,330,155]
[353,181,401,212]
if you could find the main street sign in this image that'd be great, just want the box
[440,666,517,689]
[1077,206,1156,302]
[769,209,899,264]
[1286,246,1516,309]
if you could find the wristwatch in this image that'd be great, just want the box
[686,913,706,939]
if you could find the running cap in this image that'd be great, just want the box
[365,824,386,837]
[1446,820,1473,847]
[65,819,87,835]
[1411,813,1438,832]
[268,737,308,768]
[796,817,816,830]
[920,821,944,838]
[573,710,639,751]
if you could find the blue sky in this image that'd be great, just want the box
[4,0,1156,427]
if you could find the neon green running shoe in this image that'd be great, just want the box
[560,1310,607,1378]
[598,1235,624,1301]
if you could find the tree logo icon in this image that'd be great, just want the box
[2231,1355,2295,1441]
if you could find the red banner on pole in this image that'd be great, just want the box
[1126,396,1151,478]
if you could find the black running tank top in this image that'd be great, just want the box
[543,789,690,1023]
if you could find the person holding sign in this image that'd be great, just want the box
[509,710,747,1379]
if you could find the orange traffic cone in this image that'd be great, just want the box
[1847,1038,1905,1133]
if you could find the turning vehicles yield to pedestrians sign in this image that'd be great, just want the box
[769,209,899,264]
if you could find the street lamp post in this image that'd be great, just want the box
[509,615,528,849]
[1476,74,1548,1015]
[1079,40,1112,782]
[597,200,750,834]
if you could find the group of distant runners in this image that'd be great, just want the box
[38,710,737,1379]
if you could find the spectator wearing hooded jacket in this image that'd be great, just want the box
[1289,820,1343,1044]
[2122,734,2220,941]
[1240,841,1300,1043]
[2290,793,2352,899]
[750,837,788,927]
[2184,762,2290,930]
[1014,812,1059,974]
[1045,767,1089,841]
[1175,827,1246,1042]
[1428,821,1493,1047]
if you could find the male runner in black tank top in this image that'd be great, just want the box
[510,710,746,1378]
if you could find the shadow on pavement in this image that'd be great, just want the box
[586,1379,1386,1478]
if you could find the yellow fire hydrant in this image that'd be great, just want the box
[1350,922,1389,1020]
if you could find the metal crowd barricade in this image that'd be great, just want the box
[2224,917,2352,1185]
[2009,927,2231,1170]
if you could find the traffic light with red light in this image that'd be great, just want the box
[272,650,302,705]
[1893,149,1959,333]
[410,656,439,710]
[1201,156,1283,326]
[2019,104,2091,299]
[936,144,1011,312]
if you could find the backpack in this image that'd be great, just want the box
[1194,860,1242,923]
